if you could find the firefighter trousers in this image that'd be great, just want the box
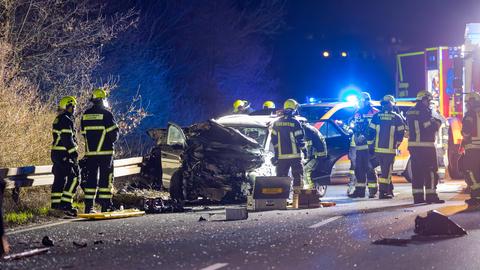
[276,158,303,188]
[354,149,378,195]
[464,149,480,200]
[83,156,114,207]
[410,147,440,201]
[377,153,395,195]
[51,159,79,209]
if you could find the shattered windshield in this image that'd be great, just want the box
[225,126,268,146]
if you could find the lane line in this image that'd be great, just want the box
[7,219,82,235]
[309,216,342,229]
[200,263,229,270]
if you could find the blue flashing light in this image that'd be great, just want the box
[346,95,358,103]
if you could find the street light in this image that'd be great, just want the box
[341,51,348,57]
[322,51,330,58]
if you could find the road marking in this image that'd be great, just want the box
[200,263,229,270]
[309,216,342,229]
[7,219,82,235]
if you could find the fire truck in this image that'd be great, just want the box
[395,23,480,178]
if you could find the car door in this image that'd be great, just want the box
[316,119,351,176]
[146,123,185,189]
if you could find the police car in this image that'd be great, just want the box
[299,99,447,182]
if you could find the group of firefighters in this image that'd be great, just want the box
[50,88,119,216]
[239,90,480,206]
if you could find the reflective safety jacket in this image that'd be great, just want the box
[51,112,78,159]
[406,102,441,149]
[350,105,379,150]
[368,110,405,154]
[271,115,305,159]
[462,107,480,150]
[81,104,119,156]
[303,123,327,160]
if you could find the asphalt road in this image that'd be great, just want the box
[2,178,478,270]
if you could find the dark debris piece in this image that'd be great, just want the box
[372,238,410,246]
[94,240,104,245]
[73,241,88,248]
[41,236,54,247]
[414,210,467,236]
[143,198,185,214]
[198,216,207,222]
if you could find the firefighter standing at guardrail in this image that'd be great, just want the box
[271,99,306,191]
[461,92,480,206]
[368,95,405,199]
[50,96,80,216]
[348,92,379,198]
[406,90,444,204]
[303,122,328,189]
[81,88,119,213]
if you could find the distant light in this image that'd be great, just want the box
[341,51,348,57]
[322,51,330,58]
[346,95,358,103]
[309,97,317,103]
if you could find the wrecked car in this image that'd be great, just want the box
[144,114,350,202]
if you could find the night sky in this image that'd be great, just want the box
[274,0,480,102]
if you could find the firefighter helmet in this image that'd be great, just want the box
[263,100,275,109]
[416,90,433,101]
[233,99,246,113]
[360,92,372,102]
[466,92,480,103]
[92,88,108,100]
[59,96,77,110]
[381,94,396,106]
[284,99,299,111]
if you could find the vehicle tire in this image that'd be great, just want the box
[402,159,413,183]
[169,169,184,201]
[314,183,328,198]
[448,144,463,179]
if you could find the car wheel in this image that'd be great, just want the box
[314,183,328,198]
[402,159,412,183]
[169,169,184,201]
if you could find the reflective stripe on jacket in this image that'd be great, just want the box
[81,104,119,156]
[406,102,441,149]
[462,107,480,150]
[51,112,77,156]
[303,123,327,159]
[368,110,405,154]
[271,115,305,159]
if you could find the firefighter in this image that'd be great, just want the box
[461,92,480,206]
[369,95,405,199]
[251,100,277,115]
[348,92,379,198]
[271,99,306,190]
[51,96,80,216]
[303,122,328,189]
[81,88,119,213]
[406,90,444,204]
[232,99,253,114]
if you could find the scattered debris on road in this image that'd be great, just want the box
[225,207,248,221]
[73,241,88,248]
[143,198,184,213]
[372,238,410,247]
[41,236,54,247]
[94,240,104,245]
[2,247,49,260]
[198,216,207,222]
[414,210,467,236]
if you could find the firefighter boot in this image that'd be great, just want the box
[101,202,116,213]
[84,201,96,214]
[413,194,426,204]
[62,205,78,217]
[379,192,393,199]
[426,194,445,204]
[348,188,365,198]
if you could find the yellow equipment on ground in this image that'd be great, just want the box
[77,209,145,220]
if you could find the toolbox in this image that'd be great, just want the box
[292,189,321,209]
[247,176,291,211]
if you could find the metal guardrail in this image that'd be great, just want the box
[0,157,143,190]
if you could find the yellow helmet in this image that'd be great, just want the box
[466,92,480,102]
[92,88,108,100]
[263,100,275,109]
[283,99,299,110]
[233,99,246,113]
[59,96,77,110]
[416,90,433,101]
